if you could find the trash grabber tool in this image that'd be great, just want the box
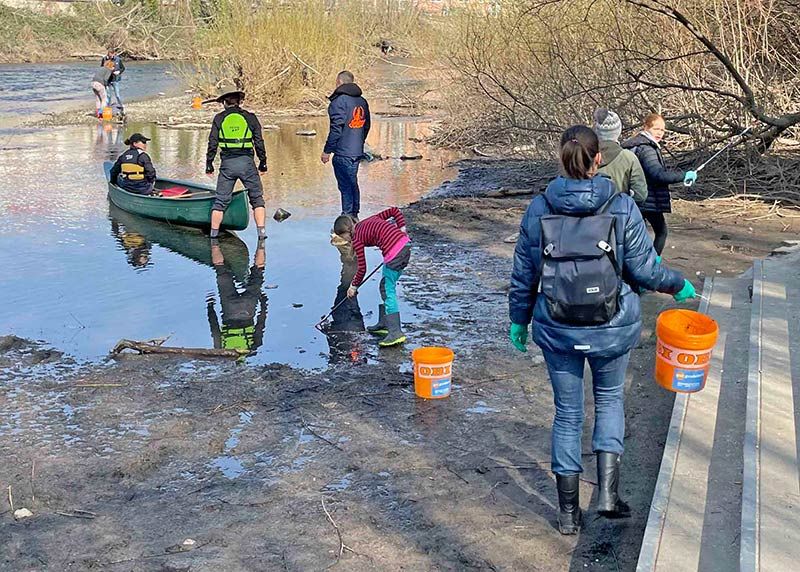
[684,126,752,187]
[314,263,384,331]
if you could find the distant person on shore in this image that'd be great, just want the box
[592,108,648,205]
[622,113,697,256]
[91,64,113,118]
[321,70,371,219]
[100,48,126,110]
[332,207,410,347]
[508,125,695,535]
[205,82,268,240]
[109,133,156,195]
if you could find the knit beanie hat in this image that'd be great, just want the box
[593,108,623,142]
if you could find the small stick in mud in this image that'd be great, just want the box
[301,416,343,451]
[55,509,96,519]
[321,496,355,564]
[6,485,12,512]
[30,460,35,504]
[111,339,245,359]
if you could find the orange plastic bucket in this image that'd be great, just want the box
[655,309,719,393]
[412,346,454,399]
[101,106,113,121]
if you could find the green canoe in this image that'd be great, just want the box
[109,203,251,283]
[103,161,250,231]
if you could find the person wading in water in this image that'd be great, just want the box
[508,125,696,535]
[321,70,371,219]
[205,82,268,239]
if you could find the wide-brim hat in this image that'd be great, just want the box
[202,80,246,104]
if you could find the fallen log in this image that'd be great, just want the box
[111,339,245,358]
[485,188,536,198]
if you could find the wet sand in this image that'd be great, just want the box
[2,166,796,570]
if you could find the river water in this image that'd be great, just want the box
[0,61,187,126]
[0,67,460,369]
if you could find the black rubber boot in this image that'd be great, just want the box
[556,474,582,535]
[367,304,388,336]
[596,452,631,518]
[378,312,406,347]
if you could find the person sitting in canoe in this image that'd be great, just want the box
[109,133,156,195]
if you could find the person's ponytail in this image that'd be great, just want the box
[559,125,600,180]
[123,138,132,145]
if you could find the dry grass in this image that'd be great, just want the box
[187,0,435,108]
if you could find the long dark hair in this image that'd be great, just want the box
[559,125,599,180]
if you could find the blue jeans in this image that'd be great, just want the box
[106,80,123,107]
[332,154,360,216]
[543,350,630,475]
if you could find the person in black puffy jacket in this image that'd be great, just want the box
[509,125,695,535]
[621,113,697,255]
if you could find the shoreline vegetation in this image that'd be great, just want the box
[6,0,799,206]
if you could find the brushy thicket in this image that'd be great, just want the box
[437,0,800,156]
[0,1,199,63]
[189,0,431,107]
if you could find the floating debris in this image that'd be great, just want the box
[296,130,317,137]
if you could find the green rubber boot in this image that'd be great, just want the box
[378,312,406,347]
[367,304,388,336]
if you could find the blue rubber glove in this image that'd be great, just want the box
[673,280,697,302]
[510,323,529,353]
[683,170,698,186]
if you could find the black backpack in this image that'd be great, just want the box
[539,195,621,326]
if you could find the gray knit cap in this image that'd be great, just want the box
[593,108,623,142]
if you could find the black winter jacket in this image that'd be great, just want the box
[323,83,370,158]
[110,147,156,194]
[622,133,684,213]
[509,175,685,358]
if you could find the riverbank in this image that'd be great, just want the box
[3,163,796,570]
[19,55,440,131]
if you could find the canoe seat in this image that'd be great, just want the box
[161,186,190,197]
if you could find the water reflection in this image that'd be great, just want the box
[109,205,270,356]
[207,240,267,356]
[323,244,369,366]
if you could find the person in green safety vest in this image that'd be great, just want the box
[205,81,269,240]
[207,239,267,355]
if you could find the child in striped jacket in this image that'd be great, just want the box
[333,207,411,347]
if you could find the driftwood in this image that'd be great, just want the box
[485,188,536,198]
[111,339,245,358]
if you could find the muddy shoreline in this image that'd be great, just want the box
[3,160,796,570]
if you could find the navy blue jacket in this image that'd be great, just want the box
[622,133,684,213]
[509,175,685,358]
[100,55,125,83]
[323,83,370,158]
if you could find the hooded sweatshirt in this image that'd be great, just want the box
[598,139,648,205]
[509,175,684,357]
[323,83,371,158]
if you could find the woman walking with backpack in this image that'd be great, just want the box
[622,113,697,256]
[508,125,696,535]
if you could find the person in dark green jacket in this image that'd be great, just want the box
[205,81,268,239]
[592,108,648,205]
